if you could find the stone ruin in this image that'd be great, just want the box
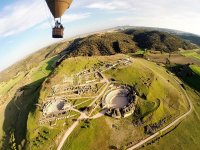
[39,99,72,124]
[102,85,137,119]
[52,84,99,97]
[39,58,134,123]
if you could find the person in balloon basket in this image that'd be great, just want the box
[55,21,64,29]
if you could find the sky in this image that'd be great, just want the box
[0,0,200,71]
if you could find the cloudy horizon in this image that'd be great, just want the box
[0,0,200,71]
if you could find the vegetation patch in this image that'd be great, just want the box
[63,118,111,150]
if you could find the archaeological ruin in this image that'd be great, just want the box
[102,85,137,118]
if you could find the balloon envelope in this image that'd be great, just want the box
[46,0,73,18]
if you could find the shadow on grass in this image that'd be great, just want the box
[181,75,200,92]
[169,64,200,92]
[1,55,59,150]
[45,56,59,71]
[1,78,44,149]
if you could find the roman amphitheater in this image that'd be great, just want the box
[42,99,71,116]
[102,85,137,118]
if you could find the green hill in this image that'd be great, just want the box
[178,33,200,46]
[0,27,200,150]
[0,29,197,84]
[26,55,188,150]
[0,41,70,83]
[124,29,197,52]
[67,32,138,57]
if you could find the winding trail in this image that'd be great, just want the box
[127,61,193,150]
[57,72,109,150]
[57,59,193,150]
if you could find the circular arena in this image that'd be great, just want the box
[102,85,137,118]
[103,89,130,109]
[43,100,71,116]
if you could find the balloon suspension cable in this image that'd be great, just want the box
[42,0,53,28]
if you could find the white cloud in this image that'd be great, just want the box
[0,0,91,37]
[85,0,200,13]
[62,13,91,23]
[37,13,91,30]
[0,0,46,37]
[87,2,116,10]
[85,0,200,34]
[1,0,200,37]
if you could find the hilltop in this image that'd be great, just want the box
[117,26,200,46]
[0,27,198,83]
[63,30,197,57]
[124,29,196,52]
[26,55,188,150]
[0,27,200,150]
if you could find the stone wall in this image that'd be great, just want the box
[103,85,138,119]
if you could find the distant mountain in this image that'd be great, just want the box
[0,27,198,82]
[124,29,197,52]
[67,32,137,57]
[62,29,196,57]
[0,41,70,82]
[116,26,200,46]
[177,33,200,46]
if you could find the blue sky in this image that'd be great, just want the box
[0,0,200,71]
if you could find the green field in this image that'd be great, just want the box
[62,118,111,150]
[178,65,200,92]
[0,56,59,149]
[190,65,200,76]
[0,73,24,95]
[143,87,200,150]
[104,58,187,123]
[58,56,189,150]
[0,54,196,150]
[31,56,59,81]
[181,50,200,61]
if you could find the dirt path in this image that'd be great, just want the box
[57,72,109,150]
[90,109,108,119]
[56,113,84,150]
[127,61,193,150]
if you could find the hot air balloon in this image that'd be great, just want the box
[45,0,73,38]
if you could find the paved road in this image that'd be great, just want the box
[127,61,193,150]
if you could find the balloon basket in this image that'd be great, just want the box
[52,27,64,38]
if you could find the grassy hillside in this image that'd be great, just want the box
[66,32,138,57]
[26,55,188,150]
[0,27,199,150]
[60,56,188,150]
[0,41,70,83]
[143,87,200,150]
[0,56,59,150]
[178,33,200,46]
[124,29,197,52]
[0,29,197,84]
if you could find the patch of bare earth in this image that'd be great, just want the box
[105,117,144,148]
[148,53,200,66]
